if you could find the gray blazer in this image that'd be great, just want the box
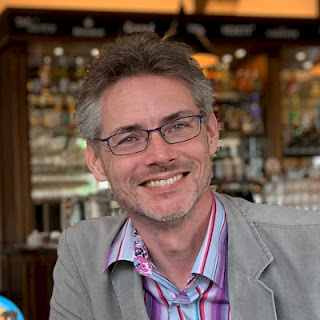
[50,193,320,319]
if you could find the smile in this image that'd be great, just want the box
[145,173,184,188]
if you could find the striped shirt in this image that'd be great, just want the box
[105,195,231,320]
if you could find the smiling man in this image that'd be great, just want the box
[50,33,320,320]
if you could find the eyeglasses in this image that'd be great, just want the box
[97,114,204,156]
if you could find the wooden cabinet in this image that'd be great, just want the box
[0,43,34,247]
[2,248,57,320]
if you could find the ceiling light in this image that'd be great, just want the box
[221,54,233,64]
[43,56,52,64]
[75,56,84,65]
[164,6,216,57]
[296,52,306,61]
[303,60,313,70]
[235,48,247,59]
[90,48,100,57]
[53,47,64,56]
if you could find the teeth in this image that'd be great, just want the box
[145,174,183,187]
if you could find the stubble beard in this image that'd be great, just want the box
[104,159,213,227]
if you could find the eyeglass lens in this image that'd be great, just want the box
[108,115,201,156]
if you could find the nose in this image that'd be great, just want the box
[144,130,176,166]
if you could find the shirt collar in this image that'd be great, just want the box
[104,218,134,271]
[104,194,228,288]
[191,195,227,287]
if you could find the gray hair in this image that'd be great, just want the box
[76,32,213,149]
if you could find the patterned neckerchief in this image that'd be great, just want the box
[133,228,153,276]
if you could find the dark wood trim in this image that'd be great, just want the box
[0,42,33,247]
[2,7,320,46]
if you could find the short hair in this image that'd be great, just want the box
[76,32,213,150]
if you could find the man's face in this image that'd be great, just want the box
[86,75,219,223]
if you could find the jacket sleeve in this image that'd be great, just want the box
[49,230,94,320]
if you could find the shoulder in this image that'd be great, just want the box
[215,192,320,227]
[65,214,128,238]
[57,214,128,265]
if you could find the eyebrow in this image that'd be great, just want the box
[161,111,196,123]
[110,110,198,136]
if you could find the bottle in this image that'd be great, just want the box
[250,94,264,134]
[38,56,52,94]
[244,69,253,92]
[213,148,224,180]
[68,59,78,95]
[248,137,264,181]
[252,69,261,92]
[75,56,87,92]
[252,150,264,180]
[215,67,223,92]
[286,70,298,96]
[50,56,60,94]
[57,55,70,94]
[221,66,233,91]
[235,68,245,92]
[222,147,234,181]
[60,98,70,126]
[288,96,301,139]
[241,99,253,135]
[232,146,244,181]
[68,98,77,127]
[28,65,41,94]
[310,80,320,98]
[244,159,252,181]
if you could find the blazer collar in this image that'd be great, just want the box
[215,192,274,277]
[215,192,278,320]
[110,261,150,320]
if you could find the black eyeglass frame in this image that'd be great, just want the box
[97,114,204,156]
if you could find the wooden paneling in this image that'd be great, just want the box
[2,250,57,319]
[0,43,34,247]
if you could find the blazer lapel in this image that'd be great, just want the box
[110,261,150,320]
[215,193,278,320]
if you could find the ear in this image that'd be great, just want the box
[85,144,108,182]
[205,112,219,155]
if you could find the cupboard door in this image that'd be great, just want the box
[0,43,34,247]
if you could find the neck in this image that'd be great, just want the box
[130,190,213,291]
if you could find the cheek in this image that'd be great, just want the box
[105,158,133,185]
[198,132,213,157]
[182,143,211,171]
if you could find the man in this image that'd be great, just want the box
[50,33,320,320]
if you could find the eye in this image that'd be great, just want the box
[118,135,139,145]
[171,123,186,131]
[119,136,136,144]
[169,120,192,133]
[113,132,145,146]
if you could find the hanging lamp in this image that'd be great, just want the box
[163,5,219,68]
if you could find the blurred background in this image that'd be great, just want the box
[1,0,320,319]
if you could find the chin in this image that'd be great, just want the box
[134,201,194,223]
[141,210,188,222]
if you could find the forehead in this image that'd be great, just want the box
[99,75,199,134]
